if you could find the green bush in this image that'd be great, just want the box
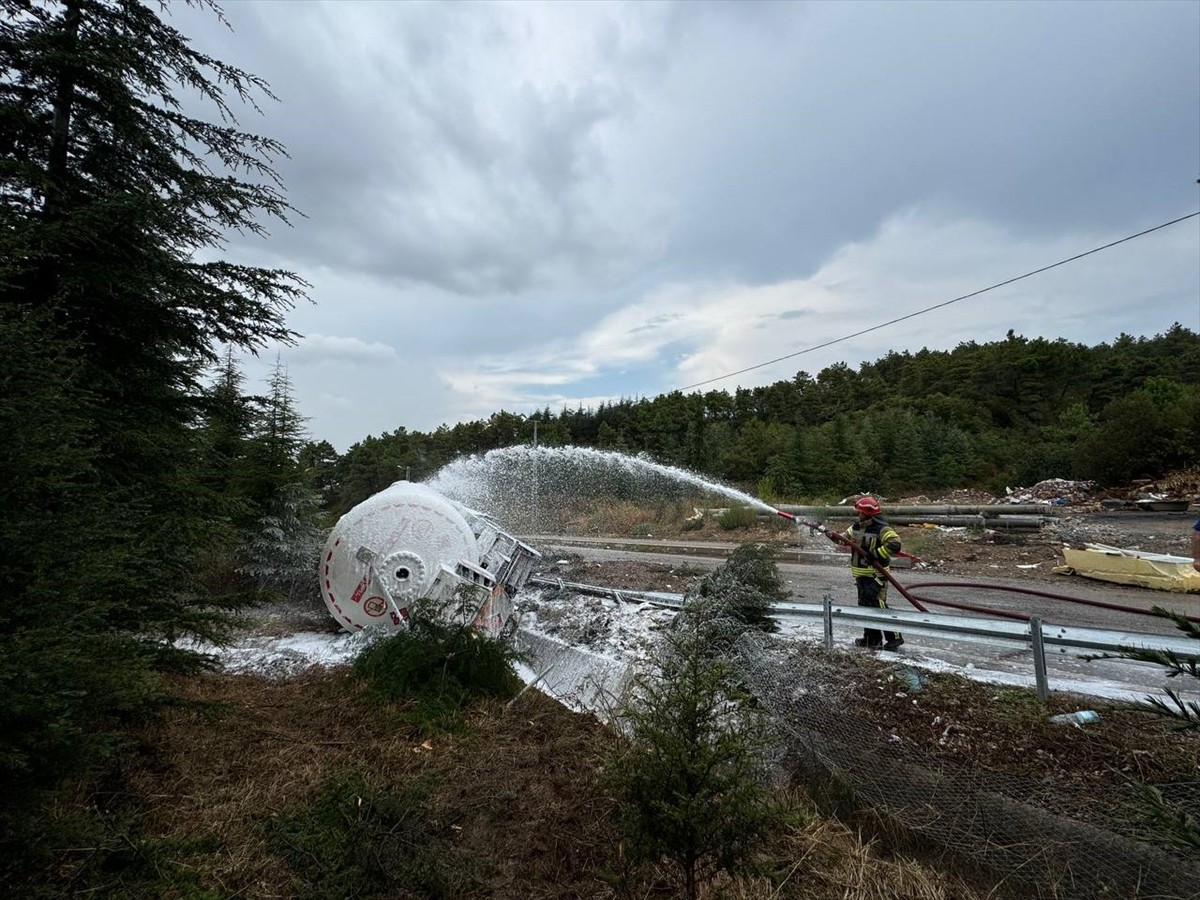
[717,506,759,530]
[352,597,524,732]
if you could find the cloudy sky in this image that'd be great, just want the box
[173,0,1200,451]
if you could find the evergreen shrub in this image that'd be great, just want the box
[607,598,779,898]
[352,596,524,731]
[686,543,785,635]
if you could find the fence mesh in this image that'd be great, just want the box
[731,632,1200,899]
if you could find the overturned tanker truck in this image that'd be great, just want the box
[319,481,541,637]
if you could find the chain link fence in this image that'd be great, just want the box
[733,633,1200,899]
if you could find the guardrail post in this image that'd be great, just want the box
[822,594,834,650]
[1029,617,1049,702]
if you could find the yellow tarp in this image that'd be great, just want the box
[1055,544,1200,594]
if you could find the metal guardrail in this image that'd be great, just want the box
[527,576,1199,700]
[773,600,1200,656]
[696,503,1057,530]
[800,599,1200,700]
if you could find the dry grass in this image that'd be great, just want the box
[561,497,797,543]
[710,814,987,900]
[117,670,631,898]
[50,645,1188,900]
[568,497,710,536]
[126,670,387,895]
[87,668,1004,899]
[581,499,656,535]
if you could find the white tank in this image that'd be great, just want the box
[319,481,539,635]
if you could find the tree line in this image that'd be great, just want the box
[319,324,1200,515]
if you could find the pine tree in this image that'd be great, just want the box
[299,439,339,494]
[240,360,326,604]
[241,482,326,606]
[261,357,309,471]
[197,346,257,531]
[608,598,777,898]
[240,357,306,508]
[685,543,785,636]
[0,0,306,853]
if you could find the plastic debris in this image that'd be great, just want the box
[895,667,926,693]
[1048,710,1100,727]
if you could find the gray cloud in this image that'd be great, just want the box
[289,334,398,365]
[170,0,1198,450]
[183,1,674,296]
[608,1,1200,283]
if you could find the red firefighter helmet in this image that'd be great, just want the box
[853,496,881,516]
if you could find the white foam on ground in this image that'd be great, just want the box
[193,587,1192,712]
[183,628,384,678]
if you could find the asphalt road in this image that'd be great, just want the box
[530,536,1198,635]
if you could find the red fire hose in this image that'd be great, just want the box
[906,582,1200,624]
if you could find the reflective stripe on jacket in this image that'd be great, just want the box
[845,516,901,578]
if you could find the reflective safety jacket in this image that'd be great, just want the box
[845,516,902,578]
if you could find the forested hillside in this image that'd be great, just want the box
[321,325,1200,514]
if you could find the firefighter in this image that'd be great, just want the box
[830,496,904,651]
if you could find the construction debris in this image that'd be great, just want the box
[1054,543,1200,593]
[1003,479,1097,506]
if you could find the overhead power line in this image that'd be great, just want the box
[677,210,1200,393]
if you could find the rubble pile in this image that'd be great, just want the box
[891,489,998,506]
[1101,469,1200,502]
[871,474,1197,514]
[897,482,1099,508]
[1001,479,1097,506]
[938,488,999,505]
[1156,469,1200,499]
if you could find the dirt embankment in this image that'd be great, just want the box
[80,482,1195,900]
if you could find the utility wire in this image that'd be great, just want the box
[677,209,1200,393]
